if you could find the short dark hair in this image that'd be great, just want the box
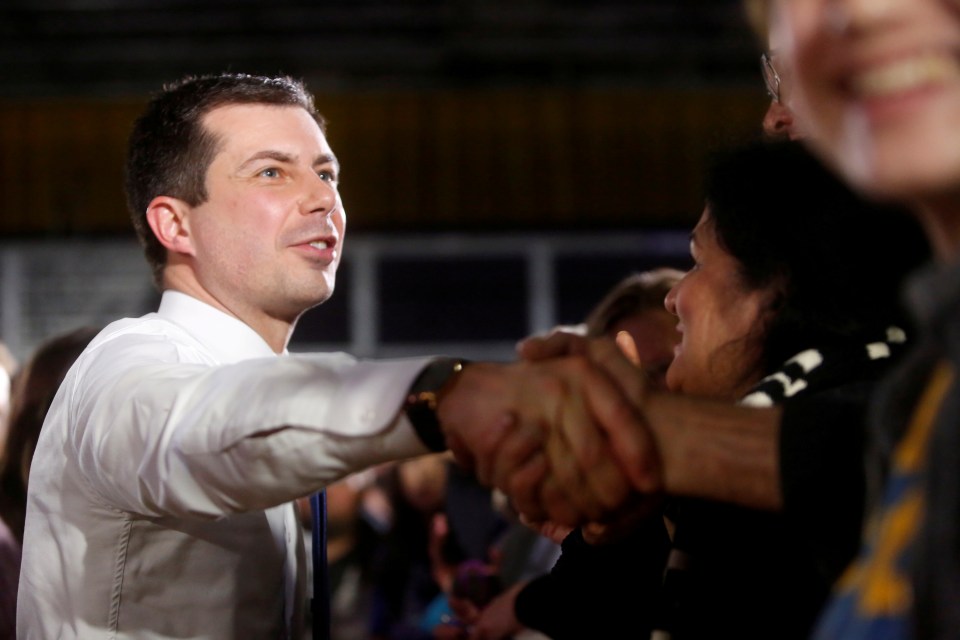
[124,73,325,287]
[584,268,683,338]
[704,139,931,373]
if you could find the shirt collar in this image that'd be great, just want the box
[157,290,281,364]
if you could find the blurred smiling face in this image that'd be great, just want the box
[771,0,960,212]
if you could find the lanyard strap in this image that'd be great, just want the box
[310,490,330,640]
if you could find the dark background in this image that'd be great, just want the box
[0,0,767,237]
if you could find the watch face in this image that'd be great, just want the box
[406,360,463,452]
[413,360,464,400]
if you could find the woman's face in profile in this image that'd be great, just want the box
[664,208,778,399]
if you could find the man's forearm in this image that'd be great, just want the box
[645,393,783,510]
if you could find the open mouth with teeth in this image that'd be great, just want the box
[853,53,960,97]
[309,240,330,250]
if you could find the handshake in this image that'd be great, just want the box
[434,330,667,531]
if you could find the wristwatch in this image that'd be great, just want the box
[404,358,465,452]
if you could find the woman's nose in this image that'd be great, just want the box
[664,285,678,316]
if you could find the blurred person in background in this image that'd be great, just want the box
[0,326,98,640]
[0,327,100,544]
[296,468,383,640]
[0,339,19,640]
[582,268,684,392]
[746,0,960,637]
[0,343,16,451]
[368,453,461,640]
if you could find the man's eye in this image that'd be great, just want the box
[318,170,336,182]
[259,167,280,178]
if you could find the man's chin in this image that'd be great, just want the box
[281,285,335,320]
[303,290,334,312]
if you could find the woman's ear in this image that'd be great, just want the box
[145,196,196,257]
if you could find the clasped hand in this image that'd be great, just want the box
[436,329,664,528]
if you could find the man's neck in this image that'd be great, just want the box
[161,276,293,354]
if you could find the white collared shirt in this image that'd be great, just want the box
[17,290,433,639]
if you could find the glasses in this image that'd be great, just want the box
[761,52,780,103]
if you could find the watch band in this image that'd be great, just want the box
[404,358,465,452]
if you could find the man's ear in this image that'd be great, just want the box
[145,196,196,257]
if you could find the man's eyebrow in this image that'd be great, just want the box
[237,150,340,172]
[315,153,340,171]
[238,150,296,170]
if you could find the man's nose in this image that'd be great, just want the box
[301,174,338,216]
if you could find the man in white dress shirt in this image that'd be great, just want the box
[16,73,657,640]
